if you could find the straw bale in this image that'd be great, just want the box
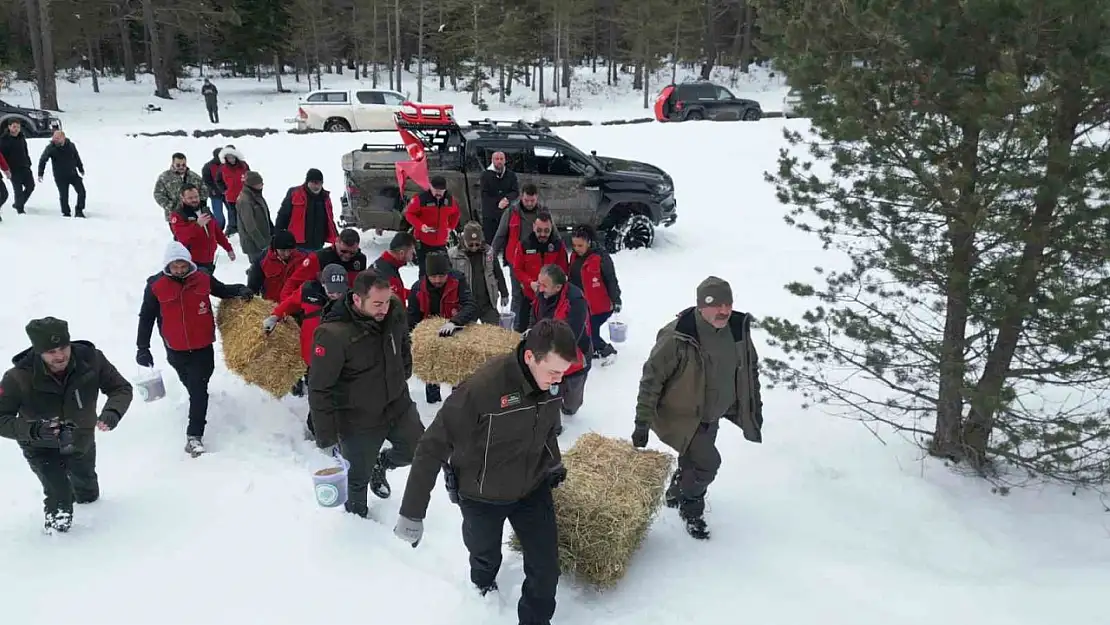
[216,297,306,398]
[511,432,675,588]
[410,317,519,385]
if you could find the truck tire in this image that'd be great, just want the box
[603,208,655,253]
[685,110,704,121]
[742,108,761,121]
[325,117,352,132]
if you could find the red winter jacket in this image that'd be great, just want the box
[219,159,249,203]
[404,190,460,247]
[278,186,337,247]
[568,250,621,316]
[510,233,570,301]
[531,284,590,376]
[372,251,409,301]
[248,247,309,302]
[273,280,332,366]
[281,246,369,302]
[170,205,233,265]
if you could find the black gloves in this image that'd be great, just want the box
[29,417,62,443]
[237,285,253,300]
[547,463,567,489]
[98,410,121,431]
[136,347,153,368]
[613,303,622,313]
[631,422,650,448]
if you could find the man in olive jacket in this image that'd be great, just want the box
[393,318,577,625]
[0,317,133,534]
[632,276,763,540]
[308,271,426,517]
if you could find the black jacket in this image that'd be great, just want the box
[202,155,223,198]
[0,131,31,169]
[275,185,333,250]
[37,140,85,180]
[478,167,519,216]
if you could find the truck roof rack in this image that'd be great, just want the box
[466,118,553,134]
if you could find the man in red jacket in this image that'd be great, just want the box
[247,231,308,302]
[170,183,236,275]
[404,175,460,278]
[372,231,417,301]
[135,241,253,457]
[508,210,569,332]
[405,251,478,404]
[280,228,368,301]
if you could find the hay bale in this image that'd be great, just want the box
[216,297,306,398]
[410,317,519,385]
[511,432,675,588]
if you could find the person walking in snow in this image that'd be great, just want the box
[405,175,461,278]
[447,222,509,325]
[236,170,273,258]
[37,130,86,218]
[632,277,764,540]
[0,151,10,220]
[274,168,338,252]
[201,147,227,230]
[568,224,621,365]
[393,318,574,625]
[170,183,236,275]
[0,120,35,214]
[492,183,545,315]
[406,250,479,404]
[135,241,253,458]
[263,263,349,439]
[478,151,519,244]
[372,231,417,301]
[0,316,133,534]
[246,231,307,302]
[279,228,367,302]
[507,210,569,332]
[201,78,219,123]
[215,145,248,237]
[308,271,425,517]
[529,264,592,426]
[154,152,207,224]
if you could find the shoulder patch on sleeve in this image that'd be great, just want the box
[303,258,312,267]
[314,344,326,357]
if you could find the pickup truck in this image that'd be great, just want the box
[1,99,62,138]
[340,114,677,252]
[287,88,456,133]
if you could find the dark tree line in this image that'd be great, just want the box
[0,0,766,110]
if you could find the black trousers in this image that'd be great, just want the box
[10,167,34,209]
[460,484,560,625]
[481,208,501,246]
[513,290,533,333]
[23,439,98,515]
[207,104,219,123]
[166,345,216,438]
[55,175,86,214]
[666,420,721,517]
[336,399,425,511]
[416,243,447,278]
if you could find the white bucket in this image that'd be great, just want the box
[135,367,166,403]
[608,319,628,343]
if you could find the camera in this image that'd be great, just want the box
[57,421,77,455]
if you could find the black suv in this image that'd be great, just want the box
[654,80,762,122]
[0,99,62,138]
[341,118,678,252]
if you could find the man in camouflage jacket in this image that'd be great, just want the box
[153,152,207,222]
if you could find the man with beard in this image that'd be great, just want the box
[308,271,425,516]
[492,184,545,315]
[154,152,207,224]
[406,251,478,404]
[36,131,86,218]
[507,210,569,332]
[632,277,765,540]
[275,168,338,252]
[529,264,592,425]
[280,228,367,301]
[447,221,509,325]
[170,183,236,275]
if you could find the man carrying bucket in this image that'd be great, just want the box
[393,319,576,625]
[631,276,765,540]
[0,317,134,534]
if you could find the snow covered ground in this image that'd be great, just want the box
[0,64,790,134]
[0,89,1107,625]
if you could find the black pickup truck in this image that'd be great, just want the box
[0,99,62,138]
[339,118,677,252]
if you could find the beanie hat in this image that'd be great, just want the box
[462,222,484,245]
[271,230,296,250]
[26,317,70,353]
[244,170,263,187]
[305,168,324,184]
[425,251,451,276]
[320,264,349,295]
[696,276,732,307]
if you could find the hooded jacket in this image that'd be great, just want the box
[217,146,249,203]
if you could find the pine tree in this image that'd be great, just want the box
[753,0,1110,483]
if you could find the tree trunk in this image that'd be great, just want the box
[417,0,425,102]
[537,58,544,103]
[273,52,285,91]
[141,0,170,99]
[394,0,402,93]
[39,0,59,111]
[372,0,379,88]
[86,27,100,93]
[699,0,716,80]
[470,1,480,106]
[498,64,506,103]
[738,1,753,72]
[23,0,46,106]
[553,19,561,106]
[117,8,136,81]
[671,18,680,83]
[562,25,571,97]
[437,0,445,90]
[385,0,394,89]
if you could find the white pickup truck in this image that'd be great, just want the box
[286,88,413,132]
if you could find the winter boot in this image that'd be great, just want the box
[75,488,100,504]
[291,375,306,397]
[44,510,73,534]
[679,509,710,540]
[476,581,499,596]
[344,501,369,518]
[425,383,442,404]
[74,210,85,218]
[370,451,395,499]
[185,436,206,457]
[664,470,682,508]
[596,343,618,366]
[61,209,70,217]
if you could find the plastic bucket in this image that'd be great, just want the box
[313,455,351,508]
[608,319,628,343]
[499,310,516,330]
[135,368,166,403]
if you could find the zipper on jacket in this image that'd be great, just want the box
[478,414,494,494]
[390,334,397,355]
[73,389,83,410]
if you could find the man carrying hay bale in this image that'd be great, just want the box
[530,264,592,425]
[372,231,417,301]
[632,276,764,540]
[406,251,478,404]
[264,263,349,439]
[135,241,253,458]
[279,228,368,302]
[309,271,425,516]
[246,231,308,302]
[394,319,578,625]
